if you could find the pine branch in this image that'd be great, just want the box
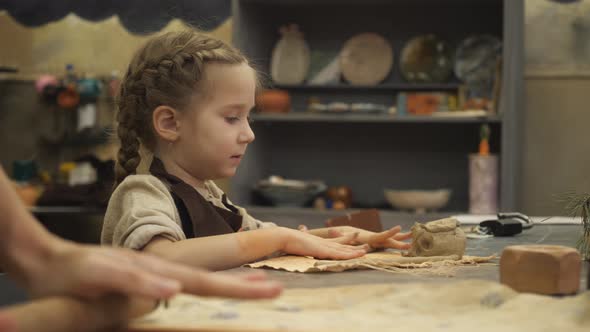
[560,192,590,260]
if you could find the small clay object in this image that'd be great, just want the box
[255,89,291,113]
[500,245,581,295]
[405,218,466,259]
[325,209,383,233]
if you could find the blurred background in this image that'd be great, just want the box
[0,0,589,246]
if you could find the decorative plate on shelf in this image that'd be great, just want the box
[340,32,393,85]
[400,34,454,83]
[454,35,502,83]
[270,24,310,85]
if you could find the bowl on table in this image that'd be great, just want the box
[255,176,327,207]
[384,189,452,214]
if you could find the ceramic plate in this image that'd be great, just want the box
[340,33,393,85]
[454,35,502,83]
[400,34,454,83]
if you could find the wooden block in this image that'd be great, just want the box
[325,209,383,232]
[500,245,581,295]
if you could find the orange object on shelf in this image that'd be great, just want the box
[57,85,80,109]
[255,89,291,113]
[464,97,491,111]
[326,186,353,208]
[12,182,42,207]
[479,124,491,155]
[479,139,490,156]
[406,93,442,115]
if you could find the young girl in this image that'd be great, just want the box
[101,29,411,270]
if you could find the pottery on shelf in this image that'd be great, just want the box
[270,24,310,85]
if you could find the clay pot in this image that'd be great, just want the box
[256,89,291,113]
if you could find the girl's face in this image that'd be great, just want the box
[174,62,256,181]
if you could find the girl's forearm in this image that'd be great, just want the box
[144,227,290,270]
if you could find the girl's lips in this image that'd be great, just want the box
[230,155,242,165]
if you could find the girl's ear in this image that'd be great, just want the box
[153,106,181,142]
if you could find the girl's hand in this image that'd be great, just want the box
[298,224,360,245]
[300,225,412,251]
[365,226,412,250]
[282,228,368,260]
[23,241,282,300]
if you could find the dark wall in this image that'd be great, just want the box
[0,0,231,34]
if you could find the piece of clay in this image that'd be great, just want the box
[500,245,581,295]
[325,209,383,232]
[404,218,466,259]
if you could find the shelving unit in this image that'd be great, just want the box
[30,205,105,216]
[231,0,524,212]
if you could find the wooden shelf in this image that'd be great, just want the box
[30,206,105,216]
[252,112,502,123]
[0,66,18,73]
[241,0,500,6]
[273,83,461,92]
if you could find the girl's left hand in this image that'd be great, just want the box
[282,228,368,260]
[299,224,412,251]
[365,226,412,250]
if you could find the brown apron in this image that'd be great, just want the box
[149,158,242,238]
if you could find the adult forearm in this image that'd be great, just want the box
[144,227,290,271]
[3,294,153,332]
[0,167,60,282]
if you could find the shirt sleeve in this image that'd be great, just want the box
[101,175,186,249]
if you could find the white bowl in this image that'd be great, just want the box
[384,189,452,213]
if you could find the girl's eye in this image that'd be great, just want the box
[225,117,240,124]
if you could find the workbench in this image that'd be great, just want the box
[237,207,589,290]
[130,209,590,332]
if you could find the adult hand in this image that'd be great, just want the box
[22,241,282,300]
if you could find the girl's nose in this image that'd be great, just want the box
[239,122,255,143]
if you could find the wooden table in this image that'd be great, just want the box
[129,211,588,331]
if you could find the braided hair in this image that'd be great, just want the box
[115,29,249,185]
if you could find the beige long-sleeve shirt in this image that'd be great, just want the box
[101,175,275,249]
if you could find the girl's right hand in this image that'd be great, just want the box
[281,228,368,260]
